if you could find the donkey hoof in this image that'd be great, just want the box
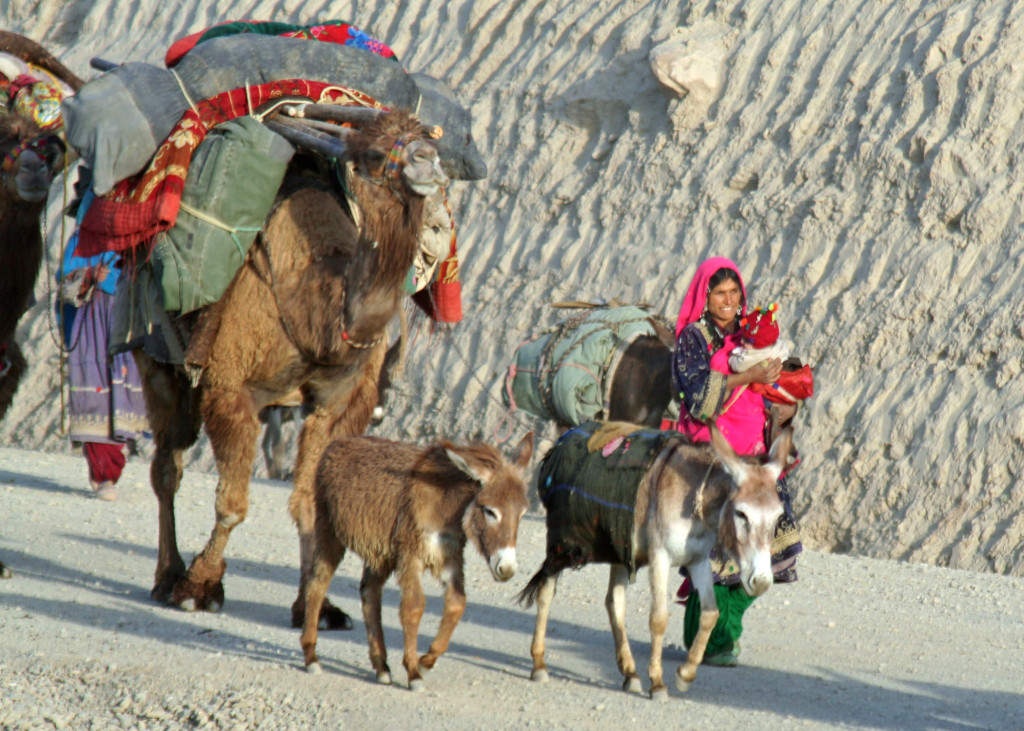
[530,668,550,683]
[177,597,197,612]
[376,671,392,685]
[409,678,426,693]
[623,676,643,694]
[675,676,692,693]
[306,662,323,675]
[650,686,669,702]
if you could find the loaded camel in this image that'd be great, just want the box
[519,423,793,698]
[301,431,534,690]
[136,107,451,629]
[0,31,83,423]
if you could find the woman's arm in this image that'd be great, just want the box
[672,326,728,422]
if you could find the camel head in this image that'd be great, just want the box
[0,114,66,204]
[348,109,450,200]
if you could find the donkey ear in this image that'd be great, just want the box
[511,431,534,471]
[709,422,749,486]
[445,448,489,483]
[765,426,793,481]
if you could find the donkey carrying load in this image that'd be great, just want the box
[518,420,791,699]
[301,431,534,691]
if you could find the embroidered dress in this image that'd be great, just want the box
[671,257,803,661]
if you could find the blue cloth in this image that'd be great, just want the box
[58,189,120,295]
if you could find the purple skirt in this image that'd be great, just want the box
[66,291,149,444]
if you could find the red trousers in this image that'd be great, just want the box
[83,442,126,484]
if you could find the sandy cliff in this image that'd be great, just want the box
[2,0,1023,574]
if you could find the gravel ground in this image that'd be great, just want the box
[1,445,1022,730]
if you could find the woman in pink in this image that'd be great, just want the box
[672,257,802,666]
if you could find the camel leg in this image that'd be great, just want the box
[397,558,428,691]
[360,566,392,684]
[647,549,671,701]
[172,387,259,612]
[418,559,467,676]
[300,534,346,674]
[290,342,386,629]
[676,561,720,692]
[0,340,26,423]
[134,351,201,604]
[261,407,286,480]
[529,572,559,682]
[606,564,641,693]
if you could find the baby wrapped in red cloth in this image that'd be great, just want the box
[728,304,814,405]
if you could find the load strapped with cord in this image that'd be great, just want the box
[503,305,680,426]
[59,19,484,359]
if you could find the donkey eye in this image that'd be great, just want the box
[482,506,500,522]
[735,510,749,526]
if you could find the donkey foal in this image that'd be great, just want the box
[301,431,534,690]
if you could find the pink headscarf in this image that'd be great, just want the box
[674,257,748,336]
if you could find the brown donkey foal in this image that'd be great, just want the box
[301,431,534,690]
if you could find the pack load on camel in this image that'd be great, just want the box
[503,305,681,430]
[56,20,486,627]
[0,31,83,424]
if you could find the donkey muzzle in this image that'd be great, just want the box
[489,548,518,582]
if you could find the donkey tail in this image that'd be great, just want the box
[516,559,565,608]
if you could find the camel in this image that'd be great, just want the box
[0,32,83,423]
[136,107,451,630]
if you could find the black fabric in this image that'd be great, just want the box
[536,421,684,577]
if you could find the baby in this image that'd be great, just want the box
[729,303,812,405]
[728,303,791,372]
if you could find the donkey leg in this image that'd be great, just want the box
[419,561,467,675]
[647,549,672,701]
[300,536,346,674]
[397,559,428,691]
[360,566,392,684]
[606,564,641,693]
[676,562,720,692]
[173,387,259,612]
[530,573,560,682]
[134,352,201,604]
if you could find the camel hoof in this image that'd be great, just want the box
[177,597,197,612]
[623,676,643,694]
[306,662,322,675]
[409,678,426,693]
[531,668,550,683]
[206,599,222,613]
[376,671,392,685]
[318,606,354,631]
[650,686,669,702]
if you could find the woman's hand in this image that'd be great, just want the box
[746,358,782,385]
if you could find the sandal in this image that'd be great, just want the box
[93,481,117,501]
[702,642,740,667]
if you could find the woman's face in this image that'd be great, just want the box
[706,278,742,329]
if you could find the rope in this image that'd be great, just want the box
[176,201,261,259]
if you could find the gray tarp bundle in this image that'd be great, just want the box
[504,307,672,426]
[62,34,487,195]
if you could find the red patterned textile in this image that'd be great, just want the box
[164,20,397,68]
[75,80,383,258]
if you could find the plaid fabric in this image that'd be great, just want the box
[75,79,383,258]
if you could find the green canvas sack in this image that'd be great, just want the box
[152,116,294,313]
